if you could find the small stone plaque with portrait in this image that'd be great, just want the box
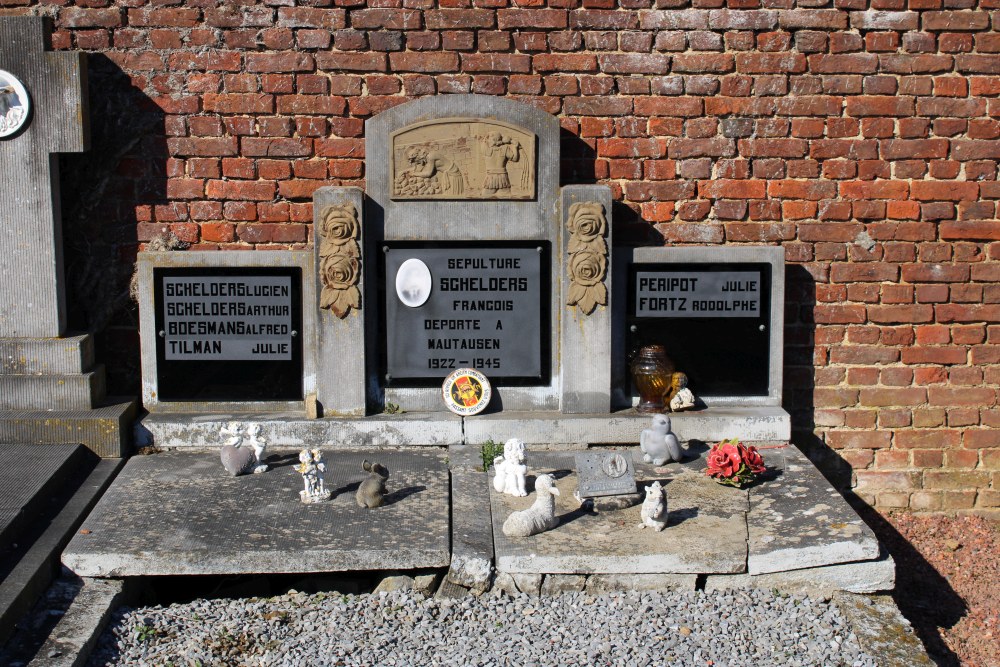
[575,451,637,499]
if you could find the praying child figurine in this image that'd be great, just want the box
[295,448,332,503]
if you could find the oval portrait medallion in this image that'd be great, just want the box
[442,368,492,416]
[395,257,432,308]
[0,70,30,138]
[602,453,629,479]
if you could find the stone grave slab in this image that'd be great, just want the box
[490,451,748,575]
[747,445,880,575]
[0,444,83,550]
[63,449,450,577]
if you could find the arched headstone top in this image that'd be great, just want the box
[366,95,561,242]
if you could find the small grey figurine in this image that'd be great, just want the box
[356,460,389,508]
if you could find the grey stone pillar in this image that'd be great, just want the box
[560,185,613,414]
[314,186,368,416]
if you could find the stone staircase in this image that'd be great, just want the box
[0,334,135,458]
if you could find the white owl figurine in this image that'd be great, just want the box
[639,414,683,465]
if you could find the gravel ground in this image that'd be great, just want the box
[87,588,877,667]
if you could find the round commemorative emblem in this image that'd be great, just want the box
[0,70,30,139]
[442,368,492,416]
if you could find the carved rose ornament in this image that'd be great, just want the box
[565,202,608,315]
[318,203,361,318]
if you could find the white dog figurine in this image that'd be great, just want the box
[493,438,528,497]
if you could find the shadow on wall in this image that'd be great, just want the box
[559,127,663,247]
[59,54,166,396]
[784,265,964,667]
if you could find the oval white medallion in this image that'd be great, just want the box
[395,258,432,307]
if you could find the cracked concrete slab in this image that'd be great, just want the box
[747,445,880,575]
[62,449,450,577]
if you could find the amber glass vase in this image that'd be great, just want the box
[630,345,675,414]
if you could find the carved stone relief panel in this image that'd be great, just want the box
[390,118,536,201]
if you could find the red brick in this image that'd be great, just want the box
[425,9,496,29]
[859,387,927,406]
[965,430,1000,448]
[827,431,892,449]
[845,95,915,116]
[246,53,314,73]
[922,11,990,31]
[128,8,201,28]
[698,180,767,199]
[735,53,807,73]
[596,138,665,158]
[497,9,568,29]
[461,54,532,73]
[900,346,969,364]
[768,180,838,200]
[598,54,669,75]
[895,430,962,449]
[868,305,934,323]
[387,52,458,73]
[532,54,598,72]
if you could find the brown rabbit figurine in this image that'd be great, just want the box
[356,460,389,508]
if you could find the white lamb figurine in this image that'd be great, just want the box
[502,474,561,538]
[493,438,528,497]
[639,481,668,531]
[640,414,683,465]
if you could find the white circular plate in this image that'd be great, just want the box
[395,257,432,308]
[442,368,492,416]
[0,70,30,139]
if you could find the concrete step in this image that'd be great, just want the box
[0,335,95,375]
[465,407,791,444]
[0,445,87,553]
[135,407,790,450]
[0,368,106,411]
[0,457,124,648]
[0,399,136,458]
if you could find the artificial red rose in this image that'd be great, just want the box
[742,444,766,474]
[707,442,741,479]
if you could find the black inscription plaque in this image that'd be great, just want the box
[628,262,771,397]
[635,271,762,318]
[383,243,548,384]
[153,267,303,401]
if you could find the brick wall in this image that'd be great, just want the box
[5,0,1000,514]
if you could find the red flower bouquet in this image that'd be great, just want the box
[706,439,766,488]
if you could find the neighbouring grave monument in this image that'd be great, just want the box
[0,18,134,456]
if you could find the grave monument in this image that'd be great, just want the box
[0,17,134,456]
[66,94,891,598]
[135,95,787,447]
